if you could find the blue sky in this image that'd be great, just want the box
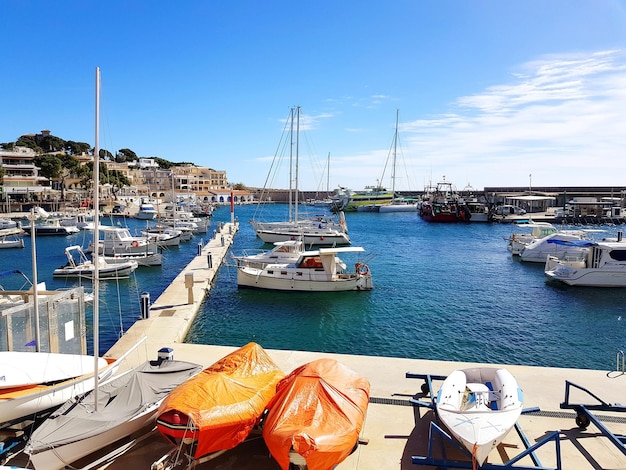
[2,1,626,192]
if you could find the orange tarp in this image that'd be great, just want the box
[262,358,371,470]
[156,342,284,459]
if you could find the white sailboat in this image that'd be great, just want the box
[378,109,418,213]
[25,67,203,470]
[251,106,350,247]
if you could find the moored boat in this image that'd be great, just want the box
[262,358,370,470]
[436,367,524,466]
[53,245,138,279]
[544,237,626,286]
[155,342,285,466]
[419,180,472,223]
[0,228,24,249]
[236,246,373,292]
[25,350,202,470]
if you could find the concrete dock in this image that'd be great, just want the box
[16,219,625,469]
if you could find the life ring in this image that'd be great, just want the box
[131,241,139,248]
[355,263,369,276]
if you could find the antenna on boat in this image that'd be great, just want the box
[93,66,101,410]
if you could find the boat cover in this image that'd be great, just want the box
[546,239,596,247]
[156,342,285,459]
[262,358,371,470]
[27,359,202,452]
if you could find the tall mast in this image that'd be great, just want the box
[295,106,300,221]
[93,66,101,409]
[392,109,399,196]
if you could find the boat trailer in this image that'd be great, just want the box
[405,372,562,469]
[559,379,626,455]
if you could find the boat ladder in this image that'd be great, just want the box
[406,372,562,469]
[616,349,625,375]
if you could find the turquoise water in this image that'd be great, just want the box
[2,206,625,371]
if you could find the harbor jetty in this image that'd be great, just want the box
[84,217,626,469]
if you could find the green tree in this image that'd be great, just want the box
[39,135,66,153]
[34,155,62,180]
[65,140,91,155]
[116,148,138,162]
[16,135,42,153]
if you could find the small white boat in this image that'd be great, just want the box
[507,222,558,255]
[103,250,162,267]
[135,203,158,220]
[88,226,156,256]
[0,351,108,389]
[53,245,138,279]
[25,353,202,470]
[436,367,523,466]
[0,218,19,230]
[232,239,305,267]
[544,238,626,286]
[237,246,373,292]
[22,217,80,236]
[0,228,24,249]
[519,230,594,263]
[142,226,182,246]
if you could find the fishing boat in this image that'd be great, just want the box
[232,238,305,268]
[0,228,24,249]
[53,245,138,279]
[544,237,626,286]
[25,349,202,470]
[436,367,524,466]
[419,179,472,223]
[155,342,285,467]
[262,358,370,470]
[251,106,350,247]
[236,246,373,292]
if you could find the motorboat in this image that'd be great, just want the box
[142,226,182,246]
[53,245,138,279]
[262,358,370,470]
[519,230,594,263]
[155,342,284,467]
[436,367,523,466]
[103,250,162,267]
[507,222,558,255]
[88,226,156,256]
[232,239,305,268]
[25,350,202,470]
[135,203,158,220]
[22,217,80,236]
[236,246,373,292]
[0,218,19,230]
[0,228,24,249]
[544,238,626,286]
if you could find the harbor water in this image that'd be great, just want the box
[2,204,625,371]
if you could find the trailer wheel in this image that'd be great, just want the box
[575,413,590,429]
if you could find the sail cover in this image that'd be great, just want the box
[156,342,285,459]
[262,358,370,470]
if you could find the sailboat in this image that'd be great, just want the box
[251,106,351,247]
[25,67,203,470]
[378,109,418,212]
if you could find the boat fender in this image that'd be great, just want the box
[132,241,139,247]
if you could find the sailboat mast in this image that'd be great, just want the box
[93,66,101,408]
[288,108,294,222]
[295,106,300,221]
[392,109,399,196]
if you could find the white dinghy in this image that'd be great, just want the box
[436,367,523,466]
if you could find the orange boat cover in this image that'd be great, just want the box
[157,342,284,459]
[262,358,371,470]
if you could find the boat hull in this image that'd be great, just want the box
[254,229,350,247]
[237,266,373,291]
[436,368,523,466]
